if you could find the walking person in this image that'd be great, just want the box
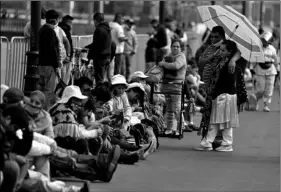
[195,40,247,152]
[110,13,128,75]
[86,12,112,85]
[59,15,75,85]
[254,32,278,112]
[123,19,138,81]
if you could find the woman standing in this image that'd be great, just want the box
[254,32,278,112]
[195,40,247,152]
[158,39,187,136]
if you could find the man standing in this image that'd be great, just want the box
[59,15,74,85]
[110,13,128,75]
[24,7,46,38]
[123,19,138,81]
[38,9,61,109]
[86,12,112,85]
[150,19,168,63]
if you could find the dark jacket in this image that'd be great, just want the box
[87,22,112,61]
[58,22,74,58]
[0,104,33,157]
[39,24,60,68]
[154,24,168,49]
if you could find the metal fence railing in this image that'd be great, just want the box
[0,34,149,89]
[8,37,30,89]
[1,36,10,86]
[78,35,93,48]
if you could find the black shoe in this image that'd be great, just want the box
[103,145,121,182]
[80,181,90,192]
[183,125,193,132]
[119,151,139,165]
[188,124,199,131]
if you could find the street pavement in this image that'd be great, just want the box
[72,91,280,192]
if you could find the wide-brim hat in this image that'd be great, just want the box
[111,74,128,86]
[127,82,145,93]
[57,85,88,104]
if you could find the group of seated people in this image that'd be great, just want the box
[0,71,165,192]
[0,53,210,191]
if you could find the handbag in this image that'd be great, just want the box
[146,64,164,82]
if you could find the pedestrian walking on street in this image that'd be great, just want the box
[254,32,279,112]
[86,12,112,85]
[123,19,138,82]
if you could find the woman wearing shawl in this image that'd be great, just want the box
[195,40,247,152]
[198,26,241,91]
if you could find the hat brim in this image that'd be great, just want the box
[111,83,128,87]
[57,95,88,104]
[133,75,149,79]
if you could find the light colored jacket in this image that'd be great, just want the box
[162,52,187,82]
[106,93,132,121]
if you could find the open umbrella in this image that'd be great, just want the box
[197,5,265,63]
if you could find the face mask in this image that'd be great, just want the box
[213,39,224,47]
[25,103,41,116]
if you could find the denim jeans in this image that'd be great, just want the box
[61,61,73,85]
[114,53,125,75]
[94,59,110,85]
[124,53,133,81]
[38,66,58,109]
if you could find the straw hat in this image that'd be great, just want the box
[111,74,128,86]
[57,85,88,104]
[131,71,148,79]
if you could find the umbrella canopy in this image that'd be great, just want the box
[197,5,265,63]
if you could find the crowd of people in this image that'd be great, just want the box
[0,6,280,192]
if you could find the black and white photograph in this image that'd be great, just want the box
[0,1,280,191]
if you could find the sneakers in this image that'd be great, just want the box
[103,145,121,182]
[263,104,270,112]
[193,146,213,151]
[215,145,233,152]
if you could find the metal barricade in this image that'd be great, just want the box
[78,35,93,48]
[134,34,149,72]
[8,37,30,89]
[71,35,79,49]
[0,36,10,85]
